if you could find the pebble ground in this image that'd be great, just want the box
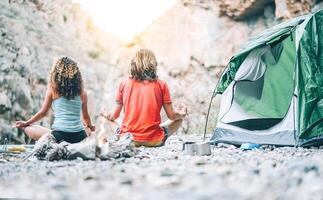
[1,134,323,200]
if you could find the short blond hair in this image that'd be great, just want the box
[130,49,158,81]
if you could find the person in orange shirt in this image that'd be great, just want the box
[100,49,187,147]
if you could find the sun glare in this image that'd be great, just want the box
[73,0,176,41]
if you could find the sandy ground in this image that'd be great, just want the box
[1,134,323,200]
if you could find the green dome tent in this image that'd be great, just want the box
[209,10,323,147]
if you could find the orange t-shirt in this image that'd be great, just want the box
[116,78,172,142]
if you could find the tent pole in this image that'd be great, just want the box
[203,88,217,141]
[203,64,230,141]
[292,95,297,147]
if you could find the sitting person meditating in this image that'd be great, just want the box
[15,57,95,143]
[100,49,187,147]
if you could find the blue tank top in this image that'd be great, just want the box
[52,96,84,132]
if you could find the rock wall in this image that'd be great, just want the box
[219,0,274,20]
[217,0,317,20]
[0,0,120,143]
[275,0,316,19]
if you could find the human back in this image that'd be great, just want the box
[15,57,95,143]
[52,95,83,132]
[118,78,171,142]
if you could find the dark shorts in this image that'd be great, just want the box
[162,126,169,141]
[52,130,87,143]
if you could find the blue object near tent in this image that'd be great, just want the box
[240,143,261,150]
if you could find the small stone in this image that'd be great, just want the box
[195,159,207,166]
[120,178,133,185]
[160,169,174,177]
[251,168,260,175]
[84,176,95,181]
[46,170,55,176]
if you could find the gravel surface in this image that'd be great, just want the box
[1,134,323,200]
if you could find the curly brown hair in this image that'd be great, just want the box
[130,49,158,81]
[50,57,83,99]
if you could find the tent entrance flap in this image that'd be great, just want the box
[220,34,296,131]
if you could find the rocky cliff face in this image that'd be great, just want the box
[0,0,322,143]
[217,0,317,20]
[0,0,120,142]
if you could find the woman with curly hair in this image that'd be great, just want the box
[15,57,95,143]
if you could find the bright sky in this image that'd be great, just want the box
[73,0,176,41]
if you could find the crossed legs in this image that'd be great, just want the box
[23,125,93,145]
[24,118,183,146]
[133,118,183,147]
[23,125,52,141]
[160,118,183,136]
